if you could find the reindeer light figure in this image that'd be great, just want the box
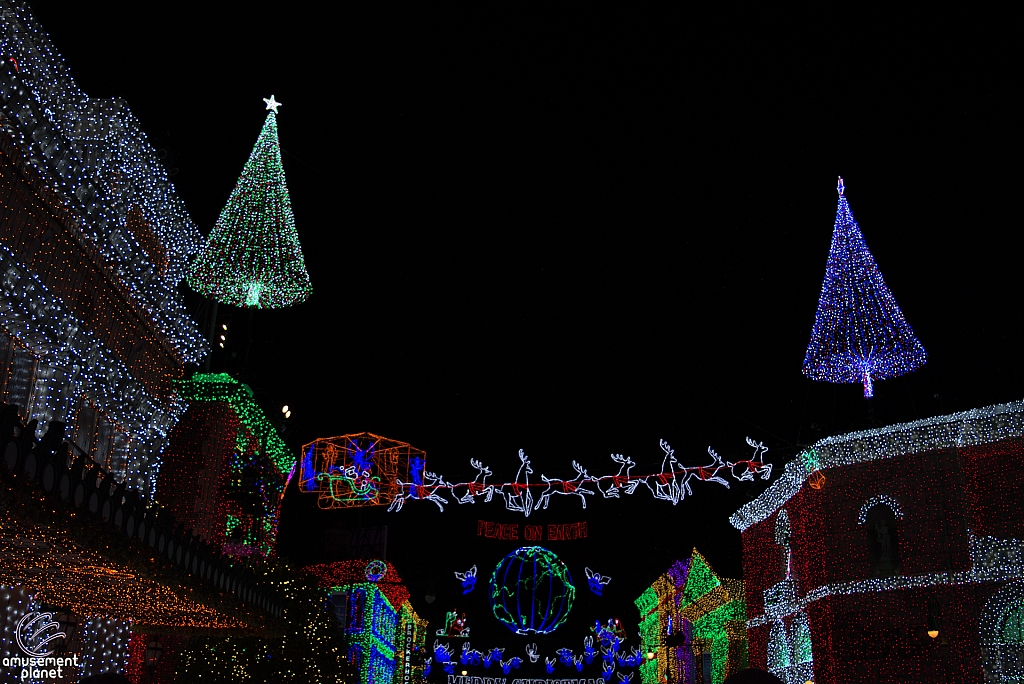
[534,460,596,510]
[525,643,540,663]
[454,459,495,504]
[388,469,450,512]
[599,453,638,498]
[500,450,534,516]
[545,657,557,674]
[639,440,686,504]
[728,436,773,482]
[676,446,732,501]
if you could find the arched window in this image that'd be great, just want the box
[859,496,902,578]
[775,509,792,579]
[981,581,1024,679]
[1000,602,1024,677]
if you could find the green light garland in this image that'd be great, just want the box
[176,373,294,476]
[187,103,311,309]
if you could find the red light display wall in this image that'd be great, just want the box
[156,376,288,557]
[126,632,187,684]
[156,403,239,546]
[736,400,1024,683]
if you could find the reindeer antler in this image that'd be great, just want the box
[470,458,482,469]
[660,439,673,455]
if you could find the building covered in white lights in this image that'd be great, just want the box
[731,398,1024,684]
[0,1,208,497]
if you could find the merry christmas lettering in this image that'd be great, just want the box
[448,678,604,684]
[476,520,588,541]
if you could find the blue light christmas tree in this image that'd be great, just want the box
[802,178,926,398]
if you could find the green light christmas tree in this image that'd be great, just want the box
[188,96,312,308]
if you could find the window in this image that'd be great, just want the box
[863,503,901,578]
[1000,602,1024,677]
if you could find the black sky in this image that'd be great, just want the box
[28,3,1023,656]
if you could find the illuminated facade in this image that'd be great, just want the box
[306,559,428,684]
[732,398,1024,683]
[156,373,293,558]
[635,550,747,684]
[0,1,207,498]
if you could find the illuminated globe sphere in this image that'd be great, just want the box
[489,546,575,634]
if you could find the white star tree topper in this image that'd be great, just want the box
[263,95,282,113]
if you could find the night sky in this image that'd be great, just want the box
[30,3,1022,659]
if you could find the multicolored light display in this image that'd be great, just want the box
[304,559,425,684]
[489,546,575,635]
[299,432,426,510]
[634,551,747,684]
[187,98,311,309]
[735,397,1024,682]
[802,177,926,398]
[158,373,292,558]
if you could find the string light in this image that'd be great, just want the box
[730,397,1024,532]
[302,559,426,684]
[802,177,926,398]
[299,433,426,510]
[0,5,207,360]
[386,440,771,517]
[634,551,747,684]
[187,99,311,309]
[157,373,291,559]
[0,507,246,630]
[489,546,575,635]
[735,398,1024,682]
[0,5,217,500]
[177,564,355,682]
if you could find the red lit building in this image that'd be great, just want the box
[732,399,1024,683]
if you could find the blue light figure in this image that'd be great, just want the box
[545,659,556,675]
[583,636,597,664]
[585,567,611,596]
[455,565,477,594]
[351,440,375,474]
